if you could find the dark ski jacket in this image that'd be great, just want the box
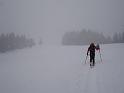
[87,43,97,56]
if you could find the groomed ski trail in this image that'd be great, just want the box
[76,63,101,93]
[85,67,99,93]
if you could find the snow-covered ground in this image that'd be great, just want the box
[0,43,124,93]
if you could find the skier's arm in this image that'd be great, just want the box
[87,47,90,55]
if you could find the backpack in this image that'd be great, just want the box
[96,44,100,50]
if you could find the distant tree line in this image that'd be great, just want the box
[62,29,124,45]
[0,32,35,53]
[112,32,124,43]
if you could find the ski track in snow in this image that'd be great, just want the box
[77,63,101,93]
[85,67,98,93]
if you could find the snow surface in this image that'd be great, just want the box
[0,43,124,93]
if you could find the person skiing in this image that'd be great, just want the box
[87,43,97,67]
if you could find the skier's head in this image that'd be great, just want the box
[90,43,94,46]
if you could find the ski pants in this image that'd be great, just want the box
[90,53,95,65]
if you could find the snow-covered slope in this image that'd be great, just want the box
[0,44,124,93]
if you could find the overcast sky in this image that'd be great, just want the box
[0,0,124,45]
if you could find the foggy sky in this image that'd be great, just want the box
[0,0,124,45]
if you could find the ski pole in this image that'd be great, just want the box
[99,49,102,62]
[85,55,88,64]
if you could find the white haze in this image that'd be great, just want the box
[0,0,124,45]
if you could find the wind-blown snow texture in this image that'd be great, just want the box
[0,44,124,93]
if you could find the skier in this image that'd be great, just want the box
[87,43,98,67]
